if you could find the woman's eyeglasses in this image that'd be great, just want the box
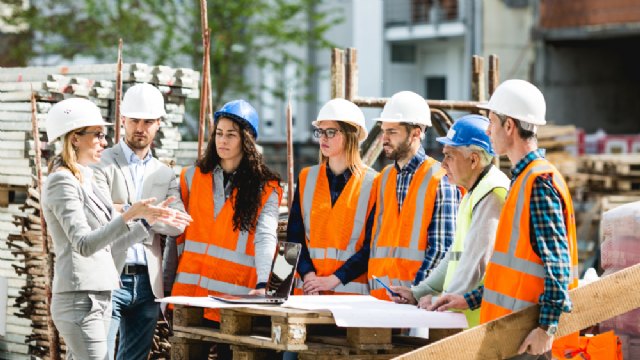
[76,131,107,140]
[313,128,342,139]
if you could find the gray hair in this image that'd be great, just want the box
[460,144,493,167]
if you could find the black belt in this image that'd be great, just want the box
[122,264,148,275]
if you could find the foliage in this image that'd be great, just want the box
[0,0,340,109]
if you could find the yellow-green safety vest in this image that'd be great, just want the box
[442,165,509,327]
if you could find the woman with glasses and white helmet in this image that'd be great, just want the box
[288,98,377,295]
[42,98,188,360]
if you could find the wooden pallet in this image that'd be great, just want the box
[170,305,449,360]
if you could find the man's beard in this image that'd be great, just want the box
[126,135,151,150]
[384,138,412,161]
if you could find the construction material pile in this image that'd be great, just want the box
[599,201,640,359]
[0,63,199,359]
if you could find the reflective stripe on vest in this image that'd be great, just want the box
[296,164,377,295]
[368,159,445,300]
[481,159,579,324]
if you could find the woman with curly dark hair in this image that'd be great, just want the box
[171,100,282,325]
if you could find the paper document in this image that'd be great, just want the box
[157,296,270,309]
[282,295,468,329]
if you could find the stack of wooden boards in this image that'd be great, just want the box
[0,63,199,359]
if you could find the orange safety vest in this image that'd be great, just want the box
[480,158,579,348]
[171,166,282,322]
[368,157,446,300]
[293,164,377,295]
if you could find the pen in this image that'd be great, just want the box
[372,275,401,298]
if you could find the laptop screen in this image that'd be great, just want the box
[265,241,301,298]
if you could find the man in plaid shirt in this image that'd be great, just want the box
[429,80,578,359]
[367,91,460,301]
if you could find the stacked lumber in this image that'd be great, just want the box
[0,203,31,360]
[599,202,640,359]
[572,155,640,266]
[577,154,640,193]
[5,182,61,359]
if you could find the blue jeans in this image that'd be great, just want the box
[107,273,159,360]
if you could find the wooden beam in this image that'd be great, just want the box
[345,48,358,101]
[471,55,485,103]
[330,48,345,99]
[353,97,481,112]
[395,263,640,359]
[488,54,499,97]
[114,39,123,144]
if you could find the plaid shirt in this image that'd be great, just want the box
[395,147,460,284]
[464,149,572,327]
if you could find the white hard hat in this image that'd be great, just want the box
[373,91,431,127]
[478,79,546,126]
[46,98,112,141]
[121,83,167,119]
[313,98,368,141]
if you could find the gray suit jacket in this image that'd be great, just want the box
[92,143,186,298]
[42,170,148,293]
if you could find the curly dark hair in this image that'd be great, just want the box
[196,119,281,233]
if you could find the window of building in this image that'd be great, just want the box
[391,44,417,63]
[425,76,446,100]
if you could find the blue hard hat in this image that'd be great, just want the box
[436,114,495,156]
[214,100,259,139]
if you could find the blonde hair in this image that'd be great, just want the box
[48,127,86,181]
[318,121,365,176]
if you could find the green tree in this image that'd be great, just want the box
[1,0,339,109]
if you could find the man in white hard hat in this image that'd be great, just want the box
[429,80,579,359]
[92,83,188,360]
[367,91,460,302]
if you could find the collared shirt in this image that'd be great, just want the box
[394,147,460,284]
[120,141,152,266]
[464,149,572,327]
[287,166,375,284]
[395,147,427,210]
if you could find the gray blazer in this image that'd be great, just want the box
[42,170,148,293]
[92,143,186,298]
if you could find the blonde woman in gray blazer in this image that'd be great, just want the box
[42,98,189,360]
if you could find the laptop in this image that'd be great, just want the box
[211,241,301,304]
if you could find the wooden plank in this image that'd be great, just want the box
[331,48,345,99]
[395,262,640,359]
[347,328,392,348]
[173,327,308,351]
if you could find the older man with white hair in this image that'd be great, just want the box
[391,114,509,328]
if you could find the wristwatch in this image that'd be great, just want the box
[540,324,558,336]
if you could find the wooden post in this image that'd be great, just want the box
[330,48,345,99]
[197,0,211,159]
[345,48,358,101]
[488,54,499,96]
[114,39,123,143]
[286,94,294,212]
[471,55,485,103]
[31,92,61,360]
